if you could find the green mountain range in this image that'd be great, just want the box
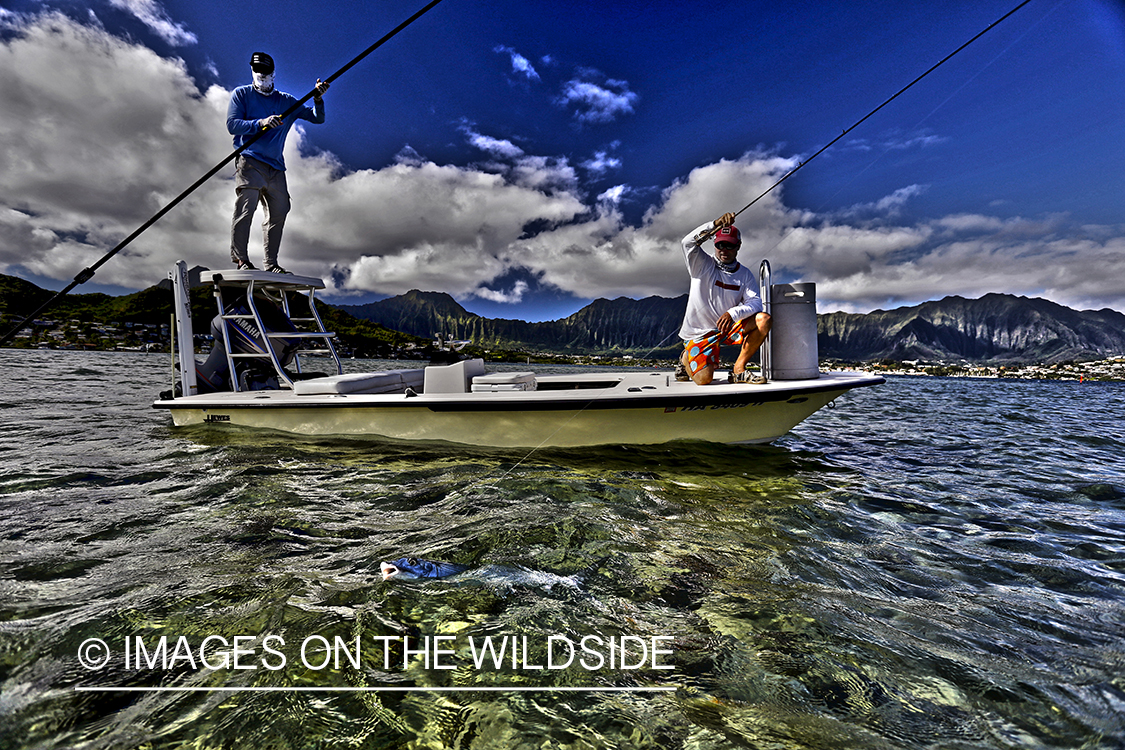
[4,272,1124,364]
[337,291,688,355]
[340,289,1125,364]
[818,293,1125,364]
[0,272,421,357]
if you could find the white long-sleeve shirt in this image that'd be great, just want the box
[678,221,763,341]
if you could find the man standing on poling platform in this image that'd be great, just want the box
[227,52,329,274]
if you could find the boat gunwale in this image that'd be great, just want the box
[153,372,884,413]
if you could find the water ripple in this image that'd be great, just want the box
[1,353,1123,748]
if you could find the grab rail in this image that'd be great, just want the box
[759,260,772,381]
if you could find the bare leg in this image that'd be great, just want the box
[732,312,771,374]
[682,348,714,385]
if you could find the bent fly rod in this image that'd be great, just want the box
[698,0,1032,241]
[0,0,448,347]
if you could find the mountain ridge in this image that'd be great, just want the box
[4,273,1123,364]
[337,291,690,354]
[818,293,1125,364]
[340,289,1125,364]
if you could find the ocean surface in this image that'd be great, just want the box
[1,349,1123,750]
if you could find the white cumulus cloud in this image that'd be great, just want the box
[109,0,197,46]
[581,146,623,176]
[474,280,530,304]
[3,11,1125,318]
[494,45,540,81]
[559,76,638,124]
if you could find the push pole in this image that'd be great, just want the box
[0,0,448,347]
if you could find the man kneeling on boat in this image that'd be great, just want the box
[676,212,771,385]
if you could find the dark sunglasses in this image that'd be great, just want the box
[715,242,738,251]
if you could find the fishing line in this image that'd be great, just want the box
[0,0,448,347]
[695,0,1034,244]
[458,328,685,498]
[750,0,1057,265]
[459,407,593,497]
[643,0,1037,351]
[460,1,1036,488]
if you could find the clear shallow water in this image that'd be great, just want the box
[1,350,1123,749]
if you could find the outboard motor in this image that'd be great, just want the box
[195,293,302,392]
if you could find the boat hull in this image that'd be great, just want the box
[154,371,882,448]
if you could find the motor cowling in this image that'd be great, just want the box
[195,293,301,392]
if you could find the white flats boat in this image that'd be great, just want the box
[153,261,883,447]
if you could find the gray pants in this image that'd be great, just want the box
[230,155,290,268]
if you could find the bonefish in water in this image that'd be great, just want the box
[380,557,470,581]
[379,556,599,598]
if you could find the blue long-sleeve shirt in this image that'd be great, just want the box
[226,84,325,171]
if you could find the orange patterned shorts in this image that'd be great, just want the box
[683,329,744,375]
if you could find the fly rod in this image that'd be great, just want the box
[0,0,448,347]
[699,0,1032,241]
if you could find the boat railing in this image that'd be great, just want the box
[759,259,772,380]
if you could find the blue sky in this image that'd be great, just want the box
[2,0,1125,320]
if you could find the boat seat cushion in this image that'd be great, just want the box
[471,372,537,392]
[293,369,424,395]
[423,359,487,394]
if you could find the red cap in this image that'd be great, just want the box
[714,225,741,247]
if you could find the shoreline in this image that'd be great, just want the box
[5,346,1124,382]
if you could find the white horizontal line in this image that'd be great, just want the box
[75,686,676,693]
